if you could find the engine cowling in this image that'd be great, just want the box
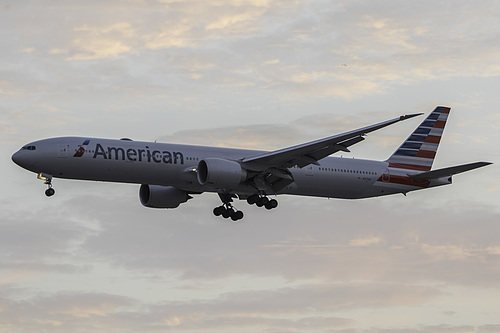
[197,158,247,189]
[139,185,192,208]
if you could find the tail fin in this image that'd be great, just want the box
[386,106,451,171]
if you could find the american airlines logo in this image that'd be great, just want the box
[73,140,185,164]
[93,143,184,164]
[73,139,90,157]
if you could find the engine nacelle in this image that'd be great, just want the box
[197,158,247,189]
[139,185,192,209]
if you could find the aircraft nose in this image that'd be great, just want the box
[11,150,36,169]
[11,151,22,165]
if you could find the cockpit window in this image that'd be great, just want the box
[21,145,36,151]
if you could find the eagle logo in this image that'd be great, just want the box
[73,139,90,157]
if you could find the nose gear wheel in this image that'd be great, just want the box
[45,186,55,197]
[38,173,55,197]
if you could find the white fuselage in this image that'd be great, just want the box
[12,137,450,200]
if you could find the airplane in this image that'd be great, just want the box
[12,106,492,221]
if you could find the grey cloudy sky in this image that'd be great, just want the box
[1,1,500,332]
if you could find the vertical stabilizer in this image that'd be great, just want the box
[386,106,450,171]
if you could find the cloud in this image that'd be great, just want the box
[26,191,490,290]
[0,282,436,332]
[8,0,500,102]
[9,185,500,293]
[70,23,135,60]
[0,290,136,332]
[138,282,438,330]
[0,196,102,279]
[157,123,306,149]
[4,0,500,148]
[349,236,384,247]
[0,120,17,138]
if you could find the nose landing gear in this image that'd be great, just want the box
[38,173,55,197]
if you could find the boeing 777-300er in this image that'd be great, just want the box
[12,106,492,221]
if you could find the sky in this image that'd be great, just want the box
[1,0,500,332]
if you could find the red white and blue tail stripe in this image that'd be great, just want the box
[386,106,450,171]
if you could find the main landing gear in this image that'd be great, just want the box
[213,193,278,221]
[38,173,55,197]
[213,193,244,221]
[246,194,278,210]
[213,204,244,221]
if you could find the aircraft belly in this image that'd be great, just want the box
[43,156,189,186]
[277,158,386,199]
[289,171,375,199]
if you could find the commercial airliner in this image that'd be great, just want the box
[12,106,491,221]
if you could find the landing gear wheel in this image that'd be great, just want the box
[265,199,278,210]
[45,188,55,197]
[256,196,269,207]
[213,206,224,216]
[215,193,245,221]
[217,207,245,221]
[221,207,233,219]
[247,194,259,205]
[250,194,278,210]
[231,210,244,221]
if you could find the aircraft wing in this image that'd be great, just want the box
[409,162,492,180]
[241,113,423,171]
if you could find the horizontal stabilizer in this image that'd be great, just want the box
[409,162,492,180]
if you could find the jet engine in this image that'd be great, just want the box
[197,158,247,189]
[139,185,192,208]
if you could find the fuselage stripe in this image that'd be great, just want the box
[388,163,432,171]
[377,174,431,188]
